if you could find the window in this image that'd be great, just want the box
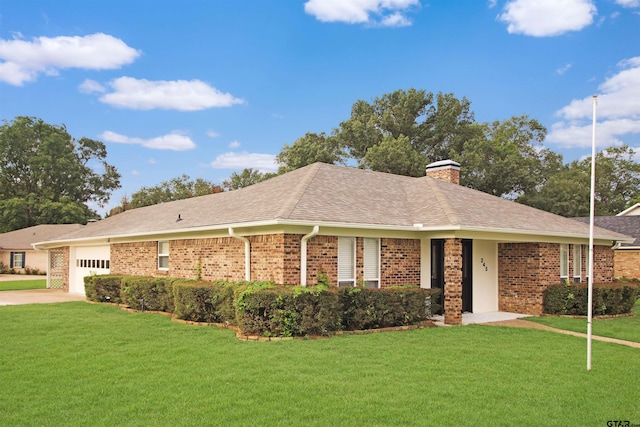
[158,241,169,270]
[338,237,355,287]
[560,244,569,282]
[572,244,581,283]
[10,252,25,269]
[363,238,380,288]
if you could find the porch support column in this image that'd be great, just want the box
[444,238,463,325]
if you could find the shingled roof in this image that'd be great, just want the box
[0,224,83,250]
[38,163,630,245]
[574,216,640,247]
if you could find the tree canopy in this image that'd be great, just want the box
[126,175,223,211]
[0,116,121,232]
[273,88,640,215]
[222,168,276,191]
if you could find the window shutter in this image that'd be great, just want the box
[9,252,14,269]
[363,238,379,280]
[338,237,355,282]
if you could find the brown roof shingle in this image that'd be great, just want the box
[43,163,630,244]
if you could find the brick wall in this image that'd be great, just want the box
[498,242,615,315]
[111,241,163,277]
[444,238,462,325]
[306,235,338,285]
[426,168,460,185]
[60,246,70,291]
[614,249,640,279]
[109,234,422,287]
[380,238,421,287]
[498,242,557,315]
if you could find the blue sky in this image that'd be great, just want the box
[1,0,639,215]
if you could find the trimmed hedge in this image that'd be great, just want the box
[121,277,176,313]
[236,285,342,337]
[172,280,236,324]
[543,283,638,316]
[339,286,438,330]
[86,275,439,337]
[84,275,126,303]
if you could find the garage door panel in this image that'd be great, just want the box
[70,246,110,295]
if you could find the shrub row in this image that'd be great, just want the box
[543,283,638,316]
[84,276,439,336]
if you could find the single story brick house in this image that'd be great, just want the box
[0,224,82,277]
[34,161,632,325]
[575,210,640,280]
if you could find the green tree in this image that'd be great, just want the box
[222,168,277,191]
[363,135,427,177]
[129,175,224,209]
[0,116,121,232]
[276,132,345,173]
[518,145,640,216]
[336,89,476,167]
[453,115,554,198]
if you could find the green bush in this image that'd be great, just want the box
[543,283,638,315]
[339,287,437,330]
[84,275,125,303]
[172,280,236,324]
[121,277,176,312]
[237,285,341,337]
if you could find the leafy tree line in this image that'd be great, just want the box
[273,88,640,217]
[3,88,639,232]
[0,117,120,233]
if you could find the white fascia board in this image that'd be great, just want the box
[32,218,634,249]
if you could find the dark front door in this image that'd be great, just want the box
[462,239,473,313]
[431,239,445,314]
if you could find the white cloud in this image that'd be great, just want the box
[78,78,106,94]
[556,63,572,75]
[0,33,140,86]
[304,0,419,27]
[498,0,596,37]
[548,56,640,148]
[100,130,197,151]
[210,151,277,172]
[206,130,220,138]
[228,140,241,148]
[488,0,498,8]
[97,77,244,111]
[615,0,640,7]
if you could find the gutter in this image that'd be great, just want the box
[228,227,250,281]
[300,226,319,287]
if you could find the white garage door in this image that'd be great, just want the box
[69,246,111,295]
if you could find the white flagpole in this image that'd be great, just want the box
[587,95,597,371]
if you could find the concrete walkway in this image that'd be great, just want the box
[486,318,640,349]
[0,289,86,306]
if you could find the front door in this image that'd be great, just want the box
[462,239,473,313]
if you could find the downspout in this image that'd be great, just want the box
[228,227,250,281]
[300,226,320,287]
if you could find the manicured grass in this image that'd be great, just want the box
[0,279,46,291]
[526,299,640,343]
[1,303,638,426]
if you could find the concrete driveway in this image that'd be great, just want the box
[0,275,86,305]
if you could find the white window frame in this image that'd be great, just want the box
[11,251,25,269]
[338,237,356,287]
[560,244,569,282]
[158,241,169,270]
[363,238,380,288]
[572,244,581,283]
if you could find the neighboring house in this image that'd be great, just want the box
[0,224,83,280]
[33,161,632,325]
[575,211,640,280]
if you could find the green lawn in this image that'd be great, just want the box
[0,279,46,291]
[1,303,638,426]
[526,299,640,343]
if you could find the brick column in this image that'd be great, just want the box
[444,238,463,325]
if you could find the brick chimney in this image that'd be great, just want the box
[425,160,460,185]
